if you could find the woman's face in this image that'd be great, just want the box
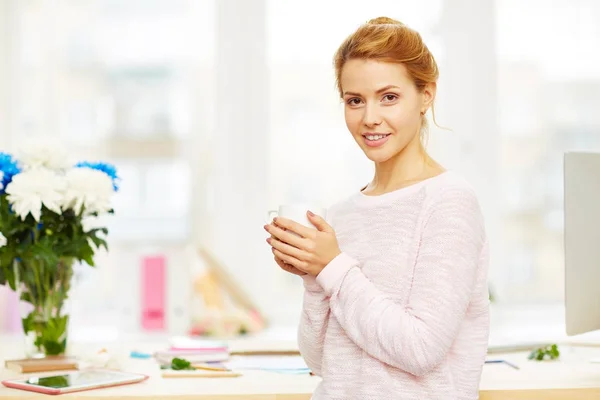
[341,59,434,164]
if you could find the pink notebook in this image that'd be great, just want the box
[141,255,166,331]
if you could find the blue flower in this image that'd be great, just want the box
[0,152,21,194]
[75,161,120,191]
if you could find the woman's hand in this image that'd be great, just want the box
[264,210,341,277]
[273,255,307,276]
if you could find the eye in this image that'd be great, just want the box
[346,98,362,106]
[382,94,398,102]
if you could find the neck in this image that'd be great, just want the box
[369,139,433,194]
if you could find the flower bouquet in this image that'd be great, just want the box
[0,140,119,358]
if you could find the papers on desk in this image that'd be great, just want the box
[154,337,230,366]
[155,349,230,365]
[225,355,310,374]
[168,336,228,352]
[153,336,310,374]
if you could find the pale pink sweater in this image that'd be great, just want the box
[298,171,490,400]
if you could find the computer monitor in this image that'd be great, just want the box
[564,151,600,336]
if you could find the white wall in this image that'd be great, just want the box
[438,0,501,290]
[205,0,277,322]
[0,0,16,148]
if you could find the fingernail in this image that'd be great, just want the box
[266,238,271,244]
[307,210,315,217]
[273,217,278,223]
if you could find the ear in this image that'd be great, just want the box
[421,82,436,113]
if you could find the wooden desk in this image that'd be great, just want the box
[479,349,600,400]
[1,337,599,399]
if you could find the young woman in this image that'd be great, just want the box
[264,17,489,400]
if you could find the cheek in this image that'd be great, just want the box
[384,105,417,130]
[344,108,362,132]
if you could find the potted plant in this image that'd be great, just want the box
[0,140,119,358]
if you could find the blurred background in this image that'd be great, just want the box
[1,0,599,345]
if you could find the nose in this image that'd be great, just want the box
[362,103,382,127]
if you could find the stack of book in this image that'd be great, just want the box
[154,336,230,366]
[4,357,79,373]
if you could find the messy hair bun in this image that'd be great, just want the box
[366,16,403,26]
[333,17,438,97]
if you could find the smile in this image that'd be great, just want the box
[362,133,391,148]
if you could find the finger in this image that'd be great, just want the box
[272,217,315,239]
[307,211,333,233]
[267,237,308,261]
[272,248,307,271]
[273,256,288,269]
[266,223,308,249]
[274,256,306,276]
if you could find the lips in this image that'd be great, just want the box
[362,133,391,148]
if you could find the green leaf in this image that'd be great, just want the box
[43,339,67,356]
[22,313,34,334]
[550,344,560,358]
[43,315,69,342]
[38,316,69,355]
[20,291,34,304]
[528,344,560,361]
[0,255,16,289]
[171,357,194,370]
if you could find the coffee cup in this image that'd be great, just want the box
[267,204,327,230]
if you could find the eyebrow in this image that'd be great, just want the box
[343,85,401,97]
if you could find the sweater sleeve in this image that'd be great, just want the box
[296,208,335,377]
[297,275,330,376]
[315,188,486,377]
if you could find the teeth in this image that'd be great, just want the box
[366,134,388,141]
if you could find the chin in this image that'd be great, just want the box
[362,147,397,163]
[354,134,408,164]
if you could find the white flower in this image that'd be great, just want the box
[5,169,66,221]
[0,232,6,247]
[17,137,71,171]
[82,216,104,233]
[0,171,4,190]
[63,168,114,215]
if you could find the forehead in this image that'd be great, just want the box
[340,59,413,93]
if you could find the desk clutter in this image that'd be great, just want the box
[154,336,311,377]
[1,335,314,395]
[4,340,600,398]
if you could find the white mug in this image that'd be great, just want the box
[267,204,327,230]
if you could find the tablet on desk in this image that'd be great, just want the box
[2,369,148,395]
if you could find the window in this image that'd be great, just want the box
[496,0,600,305]
[2,0,214,334]
[3,0,598,344]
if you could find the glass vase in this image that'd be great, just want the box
[13,257,74,358]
